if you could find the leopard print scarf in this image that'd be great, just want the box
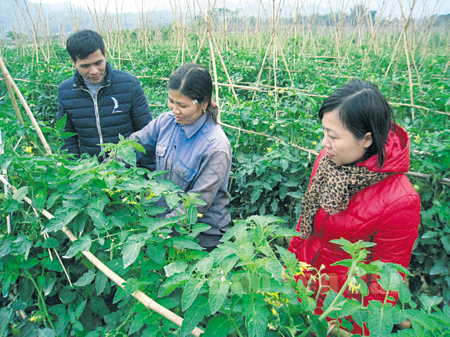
[299,154,390,239]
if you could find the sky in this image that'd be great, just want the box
[28,0,450,17]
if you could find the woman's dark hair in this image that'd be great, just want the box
[168,63,218,123]
[318,80,395,168]
[67,29,105,62]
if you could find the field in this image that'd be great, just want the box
[0,1,450,336]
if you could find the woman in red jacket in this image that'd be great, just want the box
[289,80,420,334]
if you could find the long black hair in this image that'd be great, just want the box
[168,63,218,123]
[318,80,395,168]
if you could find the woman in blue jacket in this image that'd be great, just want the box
[130,63,232,250]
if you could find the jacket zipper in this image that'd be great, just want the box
[75,86,107,161]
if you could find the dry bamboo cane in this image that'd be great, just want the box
[403,32,415,120]
[0,175,204,336]
[3,76,25,125]
[0,55,52,155]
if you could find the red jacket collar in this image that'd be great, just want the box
[357,124,410,173]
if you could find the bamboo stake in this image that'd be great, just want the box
[0,176,204,337]
[403,32,415,120]
[3,77,25,125]
[0,55,52,155]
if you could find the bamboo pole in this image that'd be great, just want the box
[3,77,25,125]
[0,176,204,336]
[0,55,52,155]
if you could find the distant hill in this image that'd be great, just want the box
[0,0,173,38]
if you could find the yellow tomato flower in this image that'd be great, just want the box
[348,279,361,294]
[198,213,203,218]
[312,141,317,146]
[271,307,278,316]
[414,135,420,144]
[295,261,310,276]
[267,147,272,152]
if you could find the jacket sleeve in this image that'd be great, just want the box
[164,150,231,220]
[365,193,420,305]
[57,89,80,156]
[130,77,152,131]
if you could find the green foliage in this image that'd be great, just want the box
[1,26,450,336]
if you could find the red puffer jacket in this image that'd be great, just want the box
[289,124,420,332]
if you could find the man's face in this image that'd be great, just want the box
[72,49,106,84]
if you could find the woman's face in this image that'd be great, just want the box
[321,110,372,166]
[168,90,207,125]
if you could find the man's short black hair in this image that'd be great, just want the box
[66,29,105,62]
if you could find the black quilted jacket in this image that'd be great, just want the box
[56,63,152,159]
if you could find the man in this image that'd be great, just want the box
[56,29,153,163]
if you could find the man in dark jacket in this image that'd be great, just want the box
[56,29,153,164]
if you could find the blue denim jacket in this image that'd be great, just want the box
[130,111,232,247]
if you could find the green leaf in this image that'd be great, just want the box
[12,235,33,258]
[254,223,264,245]
[251,188,262,203]
[74,270,96,287]
[377,264,402,292]
[171,237,203,250]
[231,281,244,298]
[398,282,412,305]
[243,297,269,337]
[286,191,303,199]
[186,204,198,225]
[429,258,447,275]
[37,329,56,337]
[261,258,283,281]
[209,280,230,314]
[367,301,395,336]
[95,272,108,296]
[181,296,209,336]
[87,208,107,228]
[158,272,190,297]
[32,188,47,210]
[340,299,362,317]
[203,316,232,337]
[59,288,76,304]
[46,193,60,209]
[419,294,443,312]
[0,307,12,336]
[122,239,146,269]
[220,255,240,275]
[74,299,87,320]
[147,243,165,265]
[352,310,369,330]
[275,227,300,237]
[164,261,188,277]
[115,179,148,191]
[182,279,205,311]
[12,186,29,201]
[128,311,148,335]
[63,235,92,258]
[247,215,285,227]
[42,237,60,249]
[43,210,80,233]
[276,245,298,269]
[166,192,181,209]
[196,256,214,275]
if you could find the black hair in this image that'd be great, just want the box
[66,29,105,62]
[168,63,218,123]
[318,80,395,168]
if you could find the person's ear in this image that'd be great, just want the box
[363,132,373,148]
[201,102,208,112]
[70,57,76,66]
